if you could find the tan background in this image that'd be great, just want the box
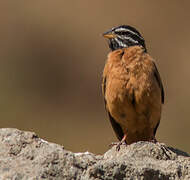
[0,1,189,154]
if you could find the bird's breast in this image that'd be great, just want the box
[105,60,151,105]
[105,53,161,133]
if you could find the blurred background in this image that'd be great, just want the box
[0,1,189,154]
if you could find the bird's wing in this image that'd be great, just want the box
[151,61,164,136]
[153,62,165,104]
[102,68,124,141]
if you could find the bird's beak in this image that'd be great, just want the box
[103,31,116,39]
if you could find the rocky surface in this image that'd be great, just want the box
[0,128,189,180]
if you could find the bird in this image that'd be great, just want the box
[102,25,164,151]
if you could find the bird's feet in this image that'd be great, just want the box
[109,134,127,151]
[150,137,171,160]
[109,141,126,151]
[150,137,158,143]
[150,137,166,146]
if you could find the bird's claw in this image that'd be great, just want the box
[109,141,126,151]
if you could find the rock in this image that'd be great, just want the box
[0,128,189,180]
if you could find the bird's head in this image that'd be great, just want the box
[103,25,146,52]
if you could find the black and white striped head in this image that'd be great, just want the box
[103,25,146,52]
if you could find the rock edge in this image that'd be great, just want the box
[0,128,189,180]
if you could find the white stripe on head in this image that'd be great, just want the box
[115,38,127,48]
[114,27,144,40]
[122,36,139,43]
